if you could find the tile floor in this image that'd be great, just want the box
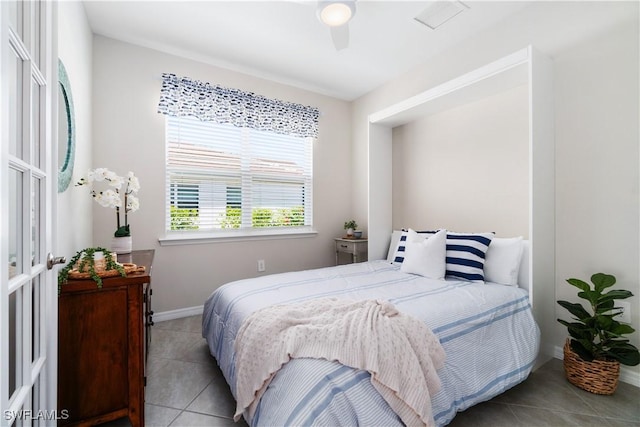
[107,315,639,427]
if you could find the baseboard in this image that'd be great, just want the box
[553,345,640,388]
[154,305,204,323]
[553,344,564,360]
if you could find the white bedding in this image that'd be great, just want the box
[202,260,540,426]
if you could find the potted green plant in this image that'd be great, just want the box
[557,272,639,394]
[344,220,358,237]
[58,247,125,293]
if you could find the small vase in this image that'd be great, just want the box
[111,236,132,254]
[76,251,106,271]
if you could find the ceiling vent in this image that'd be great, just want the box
[414,1,469,30]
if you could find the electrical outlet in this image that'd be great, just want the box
[257,259,266,272]
[618,301,631,324]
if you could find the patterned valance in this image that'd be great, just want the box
[157,73,319,139]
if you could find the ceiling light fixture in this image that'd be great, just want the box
[318,1,356,27]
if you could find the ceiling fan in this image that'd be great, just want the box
[316,0,356,51]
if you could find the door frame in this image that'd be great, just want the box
[0,1,58,423]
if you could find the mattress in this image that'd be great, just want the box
[202,260,540,426]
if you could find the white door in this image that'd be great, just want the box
[1,1,57,425]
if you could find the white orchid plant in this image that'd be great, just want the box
[76,168,140,237]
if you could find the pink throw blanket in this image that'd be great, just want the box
[233,298,446,427]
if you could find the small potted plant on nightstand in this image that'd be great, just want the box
[344,220,358,237]
[557,273,639,395]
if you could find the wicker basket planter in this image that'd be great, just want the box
[563,340,620,395]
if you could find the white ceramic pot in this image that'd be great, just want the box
[111,236,132,254]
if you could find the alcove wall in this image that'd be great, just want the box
[391,83,529,236]
[367,46,556,358]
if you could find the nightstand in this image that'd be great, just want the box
[334,238,368,265]
[58,249,154,427]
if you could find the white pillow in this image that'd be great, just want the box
[484,236,524,286]
[400,229,447,279]
[390,229,437,264]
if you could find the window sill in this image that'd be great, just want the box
[158,228,318,246]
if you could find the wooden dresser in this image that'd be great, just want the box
[58,249,154,427]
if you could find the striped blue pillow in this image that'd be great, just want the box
[445,232,494,282]
[392,229,437,264]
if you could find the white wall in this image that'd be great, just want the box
[352,1,639,379]
[91,36,352,313]
[391,84,529,236]
[554,17,639,357]
[56,2,93,260]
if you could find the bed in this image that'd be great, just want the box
[202,232,540,426]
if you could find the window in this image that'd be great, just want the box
[170,183,199,209]
[157,73,318,239]
[166,115,313,234]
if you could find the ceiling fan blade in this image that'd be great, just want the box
[330,24,349,51]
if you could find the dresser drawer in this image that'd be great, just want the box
[336,240,360,254]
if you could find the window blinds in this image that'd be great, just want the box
[166,115,313,232]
